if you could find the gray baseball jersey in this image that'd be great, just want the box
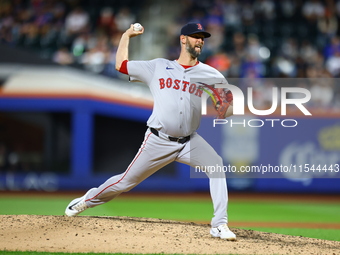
[129,58,225,137]
[84,58,229,227]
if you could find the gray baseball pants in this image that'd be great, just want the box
[85,128,228,227]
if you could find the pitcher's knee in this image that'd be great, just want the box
[216,155,223,166]
[208,155,223,167]
[118,178,139,193]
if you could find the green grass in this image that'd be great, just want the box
[230,201,340,223]
[0,195,339,243]
[0,197,214,221]
[1,197,339,224]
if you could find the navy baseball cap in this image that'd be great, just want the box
[181,22,211,38]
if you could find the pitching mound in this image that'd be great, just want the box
[0,215,339,255]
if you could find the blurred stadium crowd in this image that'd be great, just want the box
[0,0,140,77]
[0,0,340,108]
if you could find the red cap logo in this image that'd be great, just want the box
[197,23,203,30]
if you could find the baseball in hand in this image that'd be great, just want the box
[133,23,143,31]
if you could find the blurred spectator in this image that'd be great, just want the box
[205,3,224,27]
[205,21,225,53]
[64,6,89,38]
[34,4,54,27]
[310,80,334,107]
[295,55,309,77]
[306,65,321,78]
[53,47,74,65]
[323,36,340,59]
[325,50,340,76]
[299,40,319,64]
[97,7,117,36]
[231,32,247,59]
[0,23,12,44]
[205,50,231,76]
[281,37,299,60]
[302,0,325,22]
[279,0,297,20]
[71,32,96,61]
[246,34,262,61]
[241,2,255,27]
[240,54,265,78]
[115,7,136,32]
[253,0,276,21]
[226,54,241,78]
[102,33,121,78]
[222,0,242,30]
[317,11,338,48]
[334,0,340,18]
[166,37,181,61]
[81,35,110,73]
[52,1,66,23]
[317,13,338,38]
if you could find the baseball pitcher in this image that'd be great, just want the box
[65,22,236,241]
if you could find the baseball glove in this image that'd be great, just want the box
[198,82,233,119]
[213,88,233,119]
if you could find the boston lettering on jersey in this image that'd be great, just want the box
[159,78,203,97]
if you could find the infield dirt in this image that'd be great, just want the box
[0,214,339,255]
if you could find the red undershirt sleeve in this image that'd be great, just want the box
[118,60,128,74]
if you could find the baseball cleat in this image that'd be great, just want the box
[65,188,95,217]
[210,224,237,241]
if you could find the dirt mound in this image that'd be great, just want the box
[0,215,339,255]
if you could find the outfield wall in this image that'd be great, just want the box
[0,97,339,193]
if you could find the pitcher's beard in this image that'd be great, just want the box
[186,42,201,59]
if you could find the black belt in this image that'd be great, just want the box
[150,127,190,144]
